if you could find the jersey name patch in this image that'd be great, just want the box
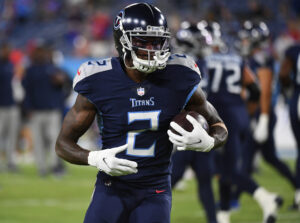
[130,97,155,108]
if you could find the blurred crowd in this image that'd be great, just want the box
[0,0,299,58]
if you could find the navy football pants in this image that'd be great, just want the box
[171,150,217,223]
[215,105,258,210]
[233,108,297,202]
[84,176,172,223]
[290,91,300,189]
[242,109,297,188]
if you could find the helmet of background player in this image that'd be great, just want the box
[236,20,270,56]
[113,3,171,74]
[202,21,227,53]
[173,20,212,59]
[250,21,270,50]
[235,20,253,57]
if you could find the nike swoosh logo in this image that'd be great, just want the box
[155,189,166,194]
[186,140,202,145]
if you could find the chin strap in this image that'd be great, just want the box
[131,50,170,73]
[123,49,170,74]
[154,51,171,70]
[123,52,135,70]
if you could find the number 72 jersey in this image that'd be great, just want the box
[73,55,201,187]
[205,53,245,106]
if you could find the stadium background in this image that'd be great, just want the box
[0,0,299,222]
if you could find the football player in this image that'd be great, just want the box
[279,42,300,209]
[55,3,228,223]
[233,21,297,211]
[170,21,217,223]
[204,21,282,223]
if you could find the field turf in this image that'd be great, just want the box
[0,160,299,223]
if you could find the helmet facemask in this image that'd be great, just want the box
[120,26,171,73]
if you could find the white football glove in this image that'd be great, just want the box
[253,114,269,143]
[88,144,138,176]
[167,115,215,152]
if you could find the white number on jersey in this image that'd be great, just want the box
[126,110,161,157]
[207,61,242,94]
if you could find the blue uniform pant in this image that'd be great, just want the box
[290,91,300,189]
[214,105,258,211]
[233,108,297,202]
[243,110,296,188]
[84,175,172,223]
[171,150,217,223]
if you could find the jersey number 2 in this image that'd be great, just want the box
[127,111,161,157]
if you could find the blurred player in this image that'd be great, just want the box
[55,3,228,223]
[279,42,300,209]
[233,21,297,209]
[0,43,20,172]
[204,21,282,223]
[22,44,69,176]
[171,21,217,223]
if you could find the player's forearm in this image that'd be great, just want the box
[55,136,89,165]
[259,86,271,114]
[279,58,292,88]
[209,123,228,149]
[258,68,272,114]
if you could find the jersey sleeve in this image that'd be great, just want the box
[166,54,201,106]
[168,54,201,78]
[73,61,92,96]
[73,58,113,97]
[167,54,201,88]
[285,45,296,60]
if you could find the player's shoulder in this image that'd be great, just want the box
[73,57,118,88]
[285,44,300,57]
[206,52,242,64]
[167,53,200,75]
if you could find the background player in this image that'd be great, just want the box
[279,42,300,209]
[55,3,228,223]
[232,21,298,210]
[203,21,282,223]
[170,21,217,223]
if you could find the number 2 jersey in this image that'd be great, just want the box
[73,55,201,187]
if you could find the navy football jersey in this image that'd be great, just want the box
[0,60,15,106]
[197,58,209,94]
[73,54,201,187]
[285,44,300,91]
[249,50,274,72]
[205,53,245,106]
[248,51,279,108]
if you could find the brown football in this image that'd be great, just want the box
[169,111,209,135]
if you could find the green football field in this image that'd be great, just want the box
[0,160,299,223]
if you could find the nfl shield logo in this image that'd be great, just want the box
[137,87,145,96]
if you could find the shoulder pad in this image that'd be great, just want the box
[253,51,270,67]
[167,54,200,75]
[73,58,112,88]
[206,53,242,64]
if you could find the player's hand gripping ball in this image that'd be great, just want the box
[168,111,214,152]
[170,111,209,133]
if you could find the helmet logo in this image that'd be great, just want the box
[114,11,124,30]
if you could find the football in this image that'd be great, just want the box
[169,111,209,135]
